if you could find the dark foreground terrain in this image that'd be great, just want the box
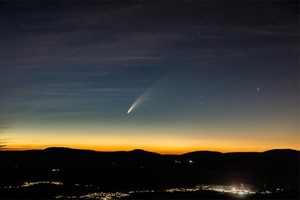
[0,148,299,199]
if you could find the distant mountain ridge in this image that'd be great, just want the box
[0,147,299,191]
[40,146,299,155]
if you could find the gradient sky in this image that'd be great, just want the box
[0,1,299,153]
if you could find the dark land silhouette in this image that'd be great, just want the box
[0,147,299,199]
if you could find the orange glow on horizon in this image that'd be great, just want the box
[5,143,300,155]
[3,127,299,154]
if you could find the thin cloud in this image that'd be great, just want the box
[0,118,10,132]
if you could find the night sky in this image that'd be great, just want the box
[0,1,299,153]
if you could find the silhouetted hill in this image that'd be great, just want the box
[44,147,96,153]
[0,147,299,192]
[129,148,161,155]
[183,150,222,155]
[182,150,223,160]
[262,149,299,156]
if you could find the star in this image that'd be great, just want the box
[257,88,260,92]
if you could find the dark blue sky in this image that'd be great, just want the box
[0,1,298,153]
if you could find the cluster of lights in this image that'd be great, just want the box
[21,181,63,187]
[261,190,272,194]
[128,189,155,193]
[196,184,259,196]
[4,186,20,189]
[173,160,194,164]
[56,192,129,200]
[165,187,197,193]
[4,181,284,199]
[164,184,258,196]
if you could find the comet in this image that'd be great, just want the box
[126,81,160,114]
[127,107,133,114]
[126,73,171,114]
[127,92,146,114]
[127,100,139,114]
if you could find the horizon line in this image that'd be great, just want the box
[1,146,298,155]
